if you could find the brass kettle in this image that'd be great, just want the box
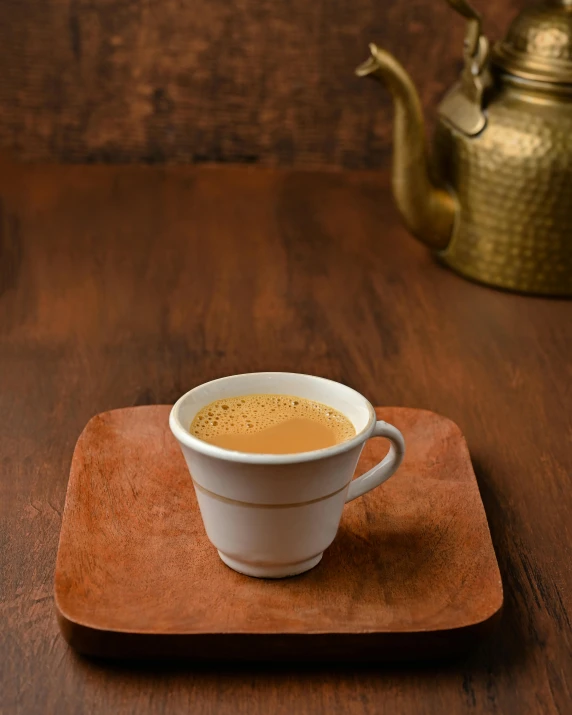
[357,0,572,295]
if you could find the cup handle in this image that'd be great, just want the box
[345,421,405,503]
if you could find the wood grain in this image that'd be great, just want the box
[1,156,571,712]
[0,0,525,168]
[54,405,502,659]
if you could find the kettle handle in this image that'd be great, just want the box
[446,0,483,59]
[439,0,491,136]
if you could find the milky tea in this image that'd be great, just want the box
[190,394,355,454]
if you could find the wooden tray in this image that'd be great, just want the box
[54,406,503,661]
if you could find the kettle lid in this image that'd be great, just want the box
[493,1,572,83]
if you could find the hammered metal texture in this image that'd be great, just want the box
[435,84,572,295]
[494,3,572,84]
[510,6,572,57]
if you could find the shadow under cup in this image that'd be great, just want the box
[169,372,396,578]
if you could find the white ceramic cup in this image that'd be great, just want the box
[169,372,405,578]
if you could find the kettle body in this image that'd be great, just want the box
[436,78,572,293]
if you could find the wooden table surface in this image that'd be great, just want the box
[1,156,571,714]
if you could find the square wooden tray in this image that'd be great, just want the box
[54,406,502,661]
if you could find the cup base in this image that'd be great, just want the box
[217,551,323,579]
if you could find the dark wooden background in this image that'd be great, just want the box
[0,0,525,168]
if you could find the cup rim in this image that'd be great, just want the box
[169,372,377,464]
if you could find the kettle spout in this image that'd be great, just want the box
[357,44,456,250]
